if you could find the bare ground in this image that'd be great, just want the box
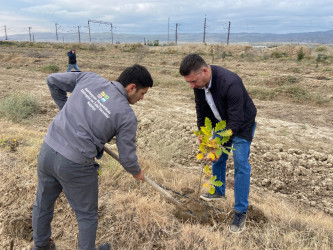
[0,42,332,249]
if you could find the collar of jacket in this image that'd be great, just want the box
[111,81,128,99]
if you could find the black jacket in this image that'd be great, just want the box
[194,65,257,142]
[67,51,77,64]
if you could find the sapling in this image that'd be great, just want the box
[194,117,234,194]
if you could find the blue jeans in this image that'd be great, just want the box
[212,123,256,213]
[67,63,80,72]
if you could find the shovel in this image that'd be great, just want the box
[103,145,190,211]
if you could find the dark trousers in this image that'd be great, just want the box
[32,142,99,250]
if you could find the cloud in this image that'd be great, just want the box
[1,0,333,35]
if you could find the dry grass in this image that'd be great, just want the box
[0,41,332,249]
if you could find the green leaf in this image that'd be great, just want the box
[221,136,230,145]
[209,185,215,194]
[193,130,200,136]
[215,120,226,131]
[215,181,223,187]
[204,165,211,174]
[215,137,221,145]
[215,147,222,157]
[201,127,211,136]
[222,148,231,155]
[199,144,206,153]
[204,117,212,131]
[217,129,232,137]
[210,175,217,183]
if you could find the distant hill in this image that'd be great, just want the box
[2,30,333,44]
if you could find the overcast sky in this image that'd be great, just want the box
[0,0,332,36]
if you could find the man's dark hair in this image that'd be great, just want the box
[117,64,153,89]
[179,53,208,76]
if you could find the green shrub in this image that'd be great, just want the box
[316,54,328,63]
[0,93,40,122]
[286,75,298,84]
[0,41,15,46]
[262,53,270,60]
[271,51,287,58]
[297,48,305,61]
[280,86,310,103]
[315,46,327,52]
[42,64,60,73]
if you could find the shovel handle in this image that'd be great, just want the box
[103,146,183,207]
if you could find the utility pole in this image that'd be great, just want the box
[110,23,113,44]
[168,17,170,45]
[4,25,8,40]
[78,26,81,43]
[88,20,91,42]
[227,21,231,45]
[203,17,207,44]
[55,23,61,41]
[28,27,32,41]
[175,23,179,45]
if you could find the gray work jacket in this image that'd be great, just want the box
[44,71,141,175]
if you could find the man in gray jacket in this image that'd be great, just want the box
[32,64,153,250]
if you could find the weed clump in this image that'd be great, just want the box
[41,64,60,73]
[0,93,40,122]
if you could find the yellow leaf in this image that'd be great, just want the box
[196,153,204,160]
[203,183,209,188]
[209,185,215,194]
[201,127,211,136]
[208,152,215,160]
[199,144,207,153]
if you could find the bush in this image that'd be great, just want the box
[316,54,328,63]
[315,46,327,52]
[0,93,40,122]
[297,48,305,61]
[42,64,60,73]
[271,51,287,58]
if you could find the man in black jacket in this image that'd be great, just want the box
[179,54,257,233]
[67,47,80,72]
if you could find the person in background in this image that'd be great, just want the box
[32,64,153,249]
[67,47,80,72]
[179,54,257,233]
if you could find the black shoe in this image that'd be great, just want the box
[32,238,56,250]
[200,193,225,202]
[98,242,111,250]
[229,210,247,233]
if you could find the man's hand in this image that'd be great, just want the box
[133,169,145,183]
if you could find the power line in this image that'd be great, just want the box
[88,19,113,44]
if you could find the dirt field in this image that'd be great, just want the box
[0,42,332,249]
